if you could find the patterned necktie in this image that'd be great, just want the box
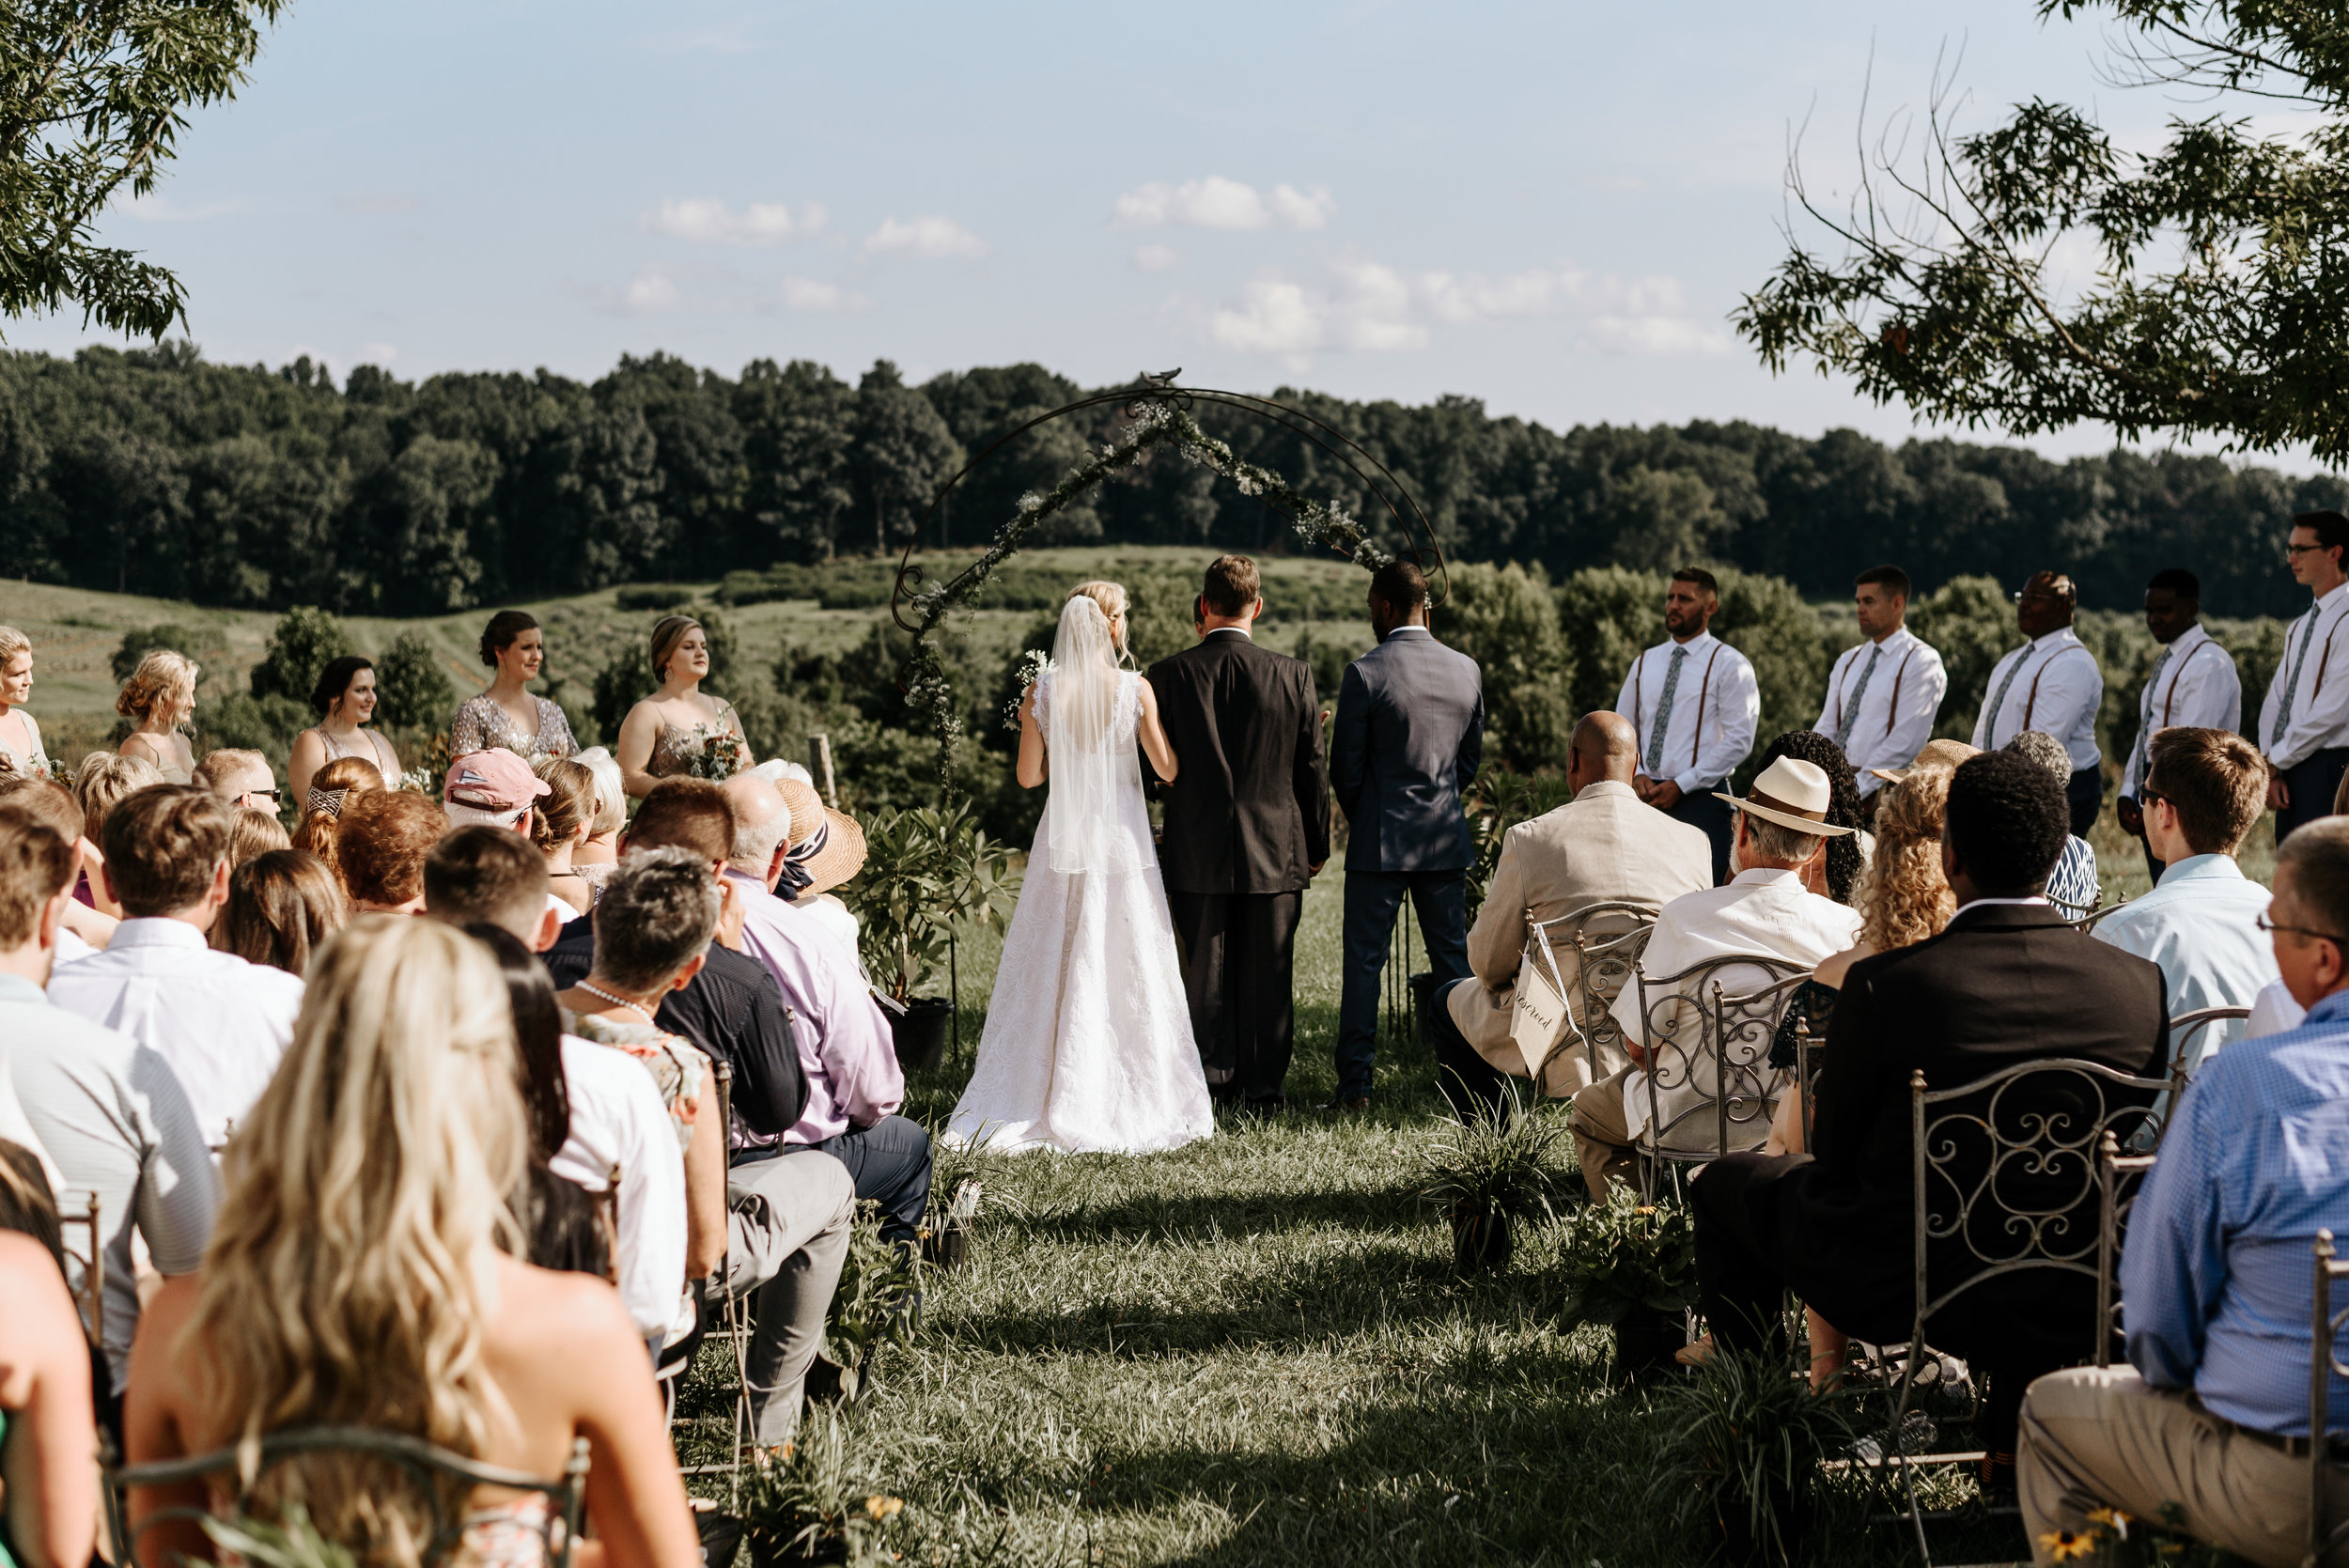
[1645,645,1688,776]
[1984,644,2033,744]
[1833,644,1882,751]
[2273,610,2324,746]
[2127,644,2175,788]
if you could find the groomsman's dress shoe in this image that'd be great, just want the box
[1318,1095,1371,1114]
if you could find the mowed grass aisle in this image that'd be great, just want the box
[673,871,1966,1566]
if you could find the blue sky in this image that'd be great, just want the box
[7,0,2236,456]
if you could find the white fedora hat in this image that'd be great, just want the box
[1712,756,1855,837]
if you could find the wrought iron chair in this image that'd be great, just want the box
[1885,1055,2182,1563]
[107,1427,590,1568]
[672,1058,758,1506]
[2307,1231,2349,1568]
[2167,1003,2253,1079]
[1628,954,1809,1203]
[2093,1131,2159,1370]
[54,1187,103,1345]
[1519,900,1658,1090]
[2068,902,2126,933]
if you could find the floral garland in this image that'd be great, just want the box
[902,397,1393,782]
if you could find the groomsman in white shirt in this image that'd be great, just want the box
[1972,569,2107,836]
[2258,509,2349,842]
[2116,568,2243,879]
[1615,567,1759,885]
[1814,565,1947,818]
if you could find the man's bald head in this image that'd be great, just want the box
[723,774,793,886]
[1569,712,1641,791]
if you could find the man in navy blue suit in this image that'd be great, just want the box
[1328,559,1484,1111]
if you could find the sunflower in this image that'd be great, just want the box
[2039,1527,2108,1561]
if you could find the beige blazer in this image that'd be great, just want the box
[1446,779,1714,1096]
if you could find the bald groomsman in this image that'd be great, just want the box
[2259,509,2349,842]
[1973,569,2106,837]
[1615,567,1759,885]
[2116,568,2243,879]
[1815,565,1947,813]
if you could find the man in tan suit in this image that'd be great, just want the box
[1430,711,1713,1124]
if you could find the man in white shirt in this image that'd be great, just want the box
[1972,569,2106,836]
[192,748,280,814]
[1615,567,1761,885]
[1571,756,1862,1201]
[1815,565,1947,816]
[0,800,218,1411]
[2116,569,2244,880]
[2258,508,2349,842]
[48,784,303,1150]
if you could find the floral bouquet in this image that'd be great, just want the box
[678,723,750,781]
[1003,649,1050,733]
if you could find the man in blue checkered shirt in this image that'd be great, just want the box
[2019,816,2349,1566]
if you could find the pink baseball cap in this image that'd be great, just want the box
[443,750,551,829]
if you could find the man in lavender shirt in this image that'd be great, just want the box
[722,776,932,1246]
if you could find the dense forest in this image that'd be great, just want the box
[3,343,2343,619]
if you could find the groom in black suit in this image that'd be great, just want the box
[1147,554,1331,1112]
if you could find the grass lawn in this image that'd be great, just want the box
[669,868,2030,1567]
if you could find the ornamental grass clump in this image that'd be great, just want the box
[738,1414,907,1568]
[819,1202,923,1404]
[1417,1084,1569,1274]
[1645,1343,1863,1567]
[1555,1185,1699,1328]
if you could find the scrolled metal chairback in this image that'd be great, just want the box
[1524,900,1657,1083]
[1630,953,1807,1141]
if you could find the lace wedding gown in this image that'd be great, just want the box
[947,666,1215,1155]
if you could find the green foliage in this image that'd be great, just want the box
[1555,1187,1699,1329]
[249,606,349,706]
[1416,1090,1571,1222]
[1440,561,1576,771]
[2036,1500,2242,1566]
[614,583,696,611]
[1643,1343,1863,1567]
[822,1202,925,1404]
[111,623,208,682]
[850,802,1019,1002]
[372,631,455,732]
[1557,566,1669,719]
[737,1411,906,1566]
[1738,2,2349,462]
[201,1502,357,1568]
[589,602,739,738]
[0,2,289,340]
[194,691,310,762]
[1462,764,1579,922]
[1713,567,1832,782]
[1907,575,2015,742]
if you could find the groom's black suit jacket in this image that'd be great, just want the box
[1145,629,1330,896]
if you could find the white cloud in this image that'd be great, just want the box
[358,342,399,363]
[1113,177,1335,232]
[621,270,684,314]
[862,215,988,258]
[639,198,823,244]
[1130,243,1182,272]
[777,276,862,312]
[605,264,864,317]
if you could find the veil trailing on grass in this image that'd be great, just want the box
[1045,594,1143,877]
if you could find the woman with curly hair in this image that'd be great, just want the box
[116,649,199,784]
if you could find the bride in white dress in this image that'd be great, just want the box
[947,582,1216,1155]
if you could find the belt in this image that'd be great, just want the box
[2227,1422,2349,1461]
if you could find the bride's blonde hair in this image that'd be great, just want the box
[1068,581,1130,661]
[188,915,526,1559]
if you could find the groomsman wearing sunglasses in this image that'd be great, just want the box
[2257,509,2349,842]
[2114,570,2242,881]
[1973,569,2106,838]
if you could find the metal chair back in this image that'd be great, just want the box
[2068,902,2124,932]
[1629,953,1808,1201]
[2309,1231,2349,1568]
[2168,1004,2252,1079]
[55,1187,103,1346]
[2093,1131,2158,1370]
[108,1426,590,1568]
[1521,900,1657,1088]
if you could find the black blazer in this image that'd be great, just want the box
[1781,902,2168,1360]
[1145,630,1330,895]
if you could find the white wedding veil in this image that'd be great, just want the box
[1044,592,1143,876]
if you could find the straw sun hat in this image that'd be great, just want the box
[1711,755,1856,838]
[776,778,867,899]
[1869,737,1982,785]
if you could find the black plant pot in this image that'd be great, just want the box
[889,996,953,1073]
[924,1216,971,1273]
[803,1345,877,1405]
[1611,1310,1687,1387]
[1719,1470,1812,1568]
[1450,1198,1513,1274]
[746,1528,847,1568]
[1408,970,1441,1041]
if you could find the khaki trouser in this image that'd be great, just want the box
[2019,1364,2349,1568]
[725,1150,858,1445]
[1570,1066,1641,1204]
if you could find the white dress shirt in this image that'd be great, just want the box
[1614,631,1761,794]
[2091,854,2276,1071]
[1815,627,1949,797]
[46,918,304,1151]
[2258,582,2349,770]
[551,1034,691,1343]
[2119,624,2244,800]
[1972,627,2105,770]
[1608,866,1861,1146]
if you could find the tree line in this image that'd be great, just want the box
[4,343,2343,619]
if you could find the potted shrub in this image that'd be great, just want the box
[1416,1088,1568,1275]
[1644,1344,1861,1567]
[849,802,1016,1073]
[919,1126,1009,1273]
[737,1414,906,1568]
[805,1203,920,1405]
[1556,1186,1699,1384]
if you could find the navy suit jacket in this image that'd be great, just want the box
[1330,627,1484,873]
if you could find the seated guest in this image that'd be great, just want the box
[1692,752,2167,1496]
[774,777,868,952]
[334,789,447,915]
[2005,730,2101,918]
[0,1225,97,1568]
[212,849,346,976]
[288,753,384,888]
[2092,726,2278,1072]
[0,802,218,1413]
[70,753,163,917]
[545,780,810,1157]
[1570,755,1862,1202]
[2020,816,2349,1565]
[559,846,851,1440]
[48,786,304,1150]
[425,825,564,951]
[572,747,627,870]
[192,748,279,814]
[472,924,607,1281]
[1432,711,1712,1120]
[123,918,702,1568]
[721,775,931,1249]
[443,749,551,834]
[0,777,115,956]
[1750,729,1871,904]
[226,806,289,870]
[531,757,599,916]
[115,650,198,784]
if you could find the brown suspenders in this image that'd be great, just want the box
[2020,644,2095,731]
[2156,638,2222,727]
[1629,642,1726,772]
[1691,645,1720,768]
[1831,641,1920,740]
